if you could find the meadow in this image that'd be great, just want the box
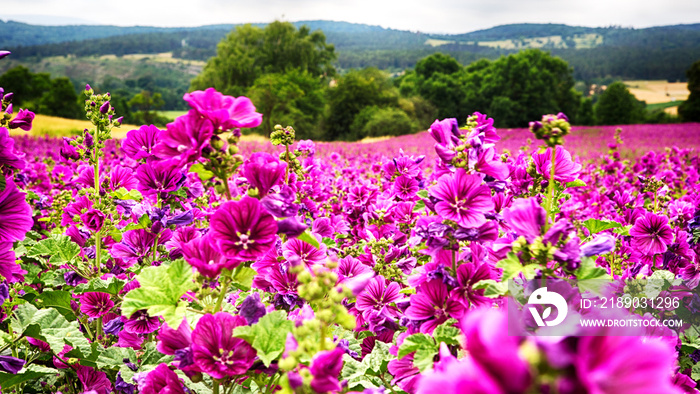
[1,83,700,394]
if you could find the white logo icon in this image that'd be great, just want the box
[527,287,568,327]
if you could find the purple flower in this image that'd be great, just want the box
[154,110,214,164]
[157,318,192,356]
[502,197,547,242]
[182,234,239,278]
[532,146,582,183]
[136,159,184,197]
[59,137,80,161]
[0,51,10,59]
[242,152,287,197]
[0,242,25,283]
[405,279,465,334]
[77,365,113,394]
[141,364,186,394]
[122,125,161,160]
[458,307,532,393]
[309,347,345,393]
[574,335,681,393]
[581,233,616,257]
[110,166,138,191]
[8,109,34,131]
[81,209,105,232]
[238,293,267,324]
[0,178,33,243]
[0,355,25,374]
[394,175,419,200]
[80,292,114,319]
[282,238,326,270]
[630,212,674,255]
[111,229,158,266]
[429,168,494,228]
[183,88,263,131]
[0,127,26,170]
[103,317,124,336]
[260,186,298,218]
[210,196,278,261]
[99,101,110,114]
[277,217,308,237]
[356,276,401,330]
[123,310,161,334]
[191,312,256,379]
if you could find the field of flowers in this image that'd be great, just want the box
[1,74,700,394]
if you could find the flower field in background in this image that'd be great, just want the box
[1,76,700,394]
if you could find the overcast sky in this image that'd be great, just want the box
[3,0,700,34]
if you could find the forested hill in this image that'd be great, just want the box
[2,19,700,80]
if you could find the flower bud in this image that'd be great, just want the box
[3,92,13,103]
[99,101,110,114]
[0,51,11,59]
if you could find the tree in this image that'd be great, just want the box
[128,90,167,125]
[576,97,595,126]
[463,49,581,127]
[678,60,700,122]
[0,66,51,108]
[39,77,82,119]
[247,69,325,139]
[324,68,401,140]
[190,21,336,96]
[594,82,646,125]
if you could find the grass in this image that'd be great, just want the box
[646,100,685,111]
[159,110,189,121]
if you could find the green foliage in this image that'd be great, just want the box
[121,259,194,328]
[325,68,408,140]
[12,304,92,357]
[583,218,623,234]
[38,77,82,118]
[397,334,438,372]
[577,97,595,126]
[27,234,81,265]
[679,60,700,122]
[594,82,646,125]
[233,310,293,367]
[191,21,335,97]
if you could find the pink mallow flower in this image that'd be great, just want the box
[532,145,582,183]
[191,312,256,379]
[183,88,262,131]
[630,212,674,255]
[79,292,114,319]
[210,196,277,261]
[309,346,345,393]
[429,168,494,228]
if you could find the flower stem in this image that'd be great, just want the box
[546,147,557,229]
[222,175,232,201]
[213,380,220,394]
[96,317,103,342]
[214,273,232,312]
[284,145,290,184]
[93,139,102,273]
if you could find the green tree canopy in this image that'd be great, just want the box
[594,81,646,125]
[39,77,82,119]
[679,60,700,122]
[190,21,336,96]
[324,68,401,140]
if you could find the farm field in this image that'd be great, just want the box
[2,85,700,393]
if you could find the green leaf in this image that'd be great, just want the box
[575,256,611,295]
[189,163,214,181]
[341,355,369,383]
[413,199,426,212]
[111,187,143,201]
[233,310,293,367]
[433,320,461,346]
[692,364,700,381]
[0,365,59,390]
[296,230,320,249]
[645,270,680,299]
[121,259,193,328]
[417,190,429,199]
[12,304,91,357]
[397,333,436,359]
[231,267,256,291]
[613,225,633,236]
[96,346,139,381]
[496,253,537,281]
[0,173,5,192]
[365,341,392,374]
[74,277,124,296]
[141,341,175,367]
[27,234,81,265]
[583,218,623,235]
[473,279,509,297]
[566,179,587,188]
[32,290,76,320]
